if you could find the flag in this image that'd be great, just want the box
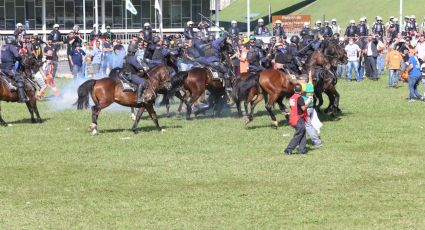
[126,0,137,15]
[155,0,162,19]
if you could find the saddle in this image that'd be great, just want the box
[0,72,18,91]
[117,72,137,92]
[206,67,224,81]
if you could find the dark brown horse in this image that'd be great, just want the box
[169,42,235,119]
[75,64,171,134]
[0,54,42,126]
[231,72,263,123]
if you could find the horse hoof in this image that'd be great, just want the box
[31,119,37,124]
[243,116,251,124]
[271,121,278,127]
[91,129,98,135]
[160,129,166,133]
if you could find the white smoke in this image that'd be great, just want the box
[47,78,131,112]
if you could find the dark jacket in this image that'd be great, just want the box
[184,27,195,40]
[228,26,239,35]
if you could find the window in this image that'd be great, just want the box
[75,6,83,24]
[65,1,74,18]
[15,0,24,7]
[55,0,64,6]
[16,7,25,23]
[55,7,65,24]
[25,2,35,19]
[5,2,14,19]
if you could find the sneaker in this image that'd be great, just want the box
[408,99,416,103]
[312,144,322,148]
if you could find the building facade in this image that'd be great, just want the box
[0,0,211,31]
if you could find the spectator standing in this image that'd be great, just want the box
[91,40,103,77]
[65,31,82,71]
[103,25,115,41]
[43,38,60,78]
[228,20,240,35]
[345,38,362,81]
[69,43,86,80]
[416,34,425,62]
[406,50,423,102]
[101,36,113,75]
[184,21,195,40]
[364,34,379,80]
[49,24,62,44]
[385,46,403,88]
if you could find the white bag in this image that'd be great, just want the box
[311,109,323,134]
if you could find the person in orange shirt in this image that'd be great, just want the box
[238,40,249,74]
[385,46,403,88]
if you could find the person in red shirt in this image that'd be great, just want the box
[284,84,313,155]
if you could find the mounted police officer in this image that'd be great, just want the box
[142,22,153,42]
[149,36,169,68]
[273,20,285,37]
[357,17,368,37]
[48,24,62,44]
[14,23,27,46]
[406,15,418,35]
[321,21,333,38]
[289,35,303,74]
[246,35,265,73]
[184,21,195,40]
[372,16,385,39]
[228,20,240,35]
[195,34,232,88]
[330,19,340,35]
[1,36,27,102]
[345,20,358,38]
[253,19,270,36]
[123,45,148,104]
[300,22,311,40]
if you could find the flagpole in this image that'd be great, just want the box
[160,0,163,37]
[83,0,86,41]
[125,0,128,43]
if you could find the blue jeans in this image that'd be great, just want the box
[408,75,422,99]
[337,64,344,78]
[72,65,83,80]
[388,69,399,87]
[101,53,112,76]
[377,53,385,76]
[346,60,360,81]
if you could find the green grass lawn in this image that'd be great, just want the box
[292,0,425,26]
[1,76,425,228]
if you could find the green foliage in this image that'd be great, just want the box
[0,78,424,228]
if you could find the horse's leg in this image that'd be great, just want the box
[130,107,136,121]
[324,91,335,116]
[0,102,8,127]
[334,89,342,113]
[31,99,42,123]
[236,100,242,117]
[146,104,163,132]
[265,93,279,128]
[25,101,36,123]
[315,91,324,113]
[131,107,146,134]
[276,96,288,114]
[165,97,171,118]
[248,92,264,122]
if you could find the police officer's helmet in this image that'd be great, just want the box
[294,84,302,93]
[307,29,315,36]
[290,35,300,44]
[249,35,256,41]
[255,39,263,48]
[5,36,16,45]
[152,36,161,44]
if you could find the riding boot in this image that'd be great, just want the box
[17,81,28,103]
[136,84,145,104]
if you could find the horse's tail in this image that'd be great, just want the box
[74,79,96,110]
[234,73,259,101]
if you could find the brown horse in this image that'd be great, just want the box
[0,72,42,126]
[231,72,263,123]
[75,64,171,134]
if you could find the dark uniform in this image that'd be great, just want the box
[300,27,311,39]
[246,40,264,72]
[273,26,285,37]
[1,37,27,102]
[321,25,333,37]
[49,30,62,43]
[184,25,195,40]
[228,25,239,35]
[372,22,385,38]
[357,23,368,36]
[143,25,153,42]
[345,25,358,38]
[123,47,148,104]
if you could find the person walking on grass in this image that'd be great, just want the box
[385,46,403,88]
[284,84,313,155]
[303,83,322,148]
[406,49,424,102]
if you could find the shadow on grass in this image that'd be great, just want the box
[8,117,51,124]
[101,125,183,134]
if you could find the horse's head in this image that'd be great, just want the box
[20,53,39,77]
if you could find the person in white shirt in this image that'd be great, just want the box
[345,38,362,81]
[416,34,425,62]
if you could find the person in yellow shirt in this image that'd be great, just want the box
[385,46,403,88]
